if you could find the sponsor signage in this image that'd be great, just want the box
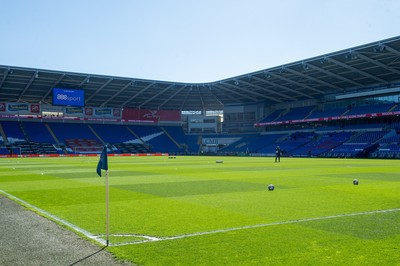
[85,108,93,116]
[8,103,29,112]
[30,104,40,113]
[65,107,84,114]
[122,108,181,122]
[94,108,112,116]
[113,108,121,117]
[53,88,85,107]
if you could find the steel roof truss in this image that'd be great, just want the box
[308,63,362,87]
[87,78,114,102]
[18,71,38,102]
[207,88,224,107]
[78,75,90,87]
[180,86,194,110]
[239,78,290,102]
[356,53,400,76]
[0,68,10,89]
[159,85,187,108]
[328,58,386,83]
[121,82,155,107]
[285,68,341,92]
[266,74,314,99]
[41,73,66,103]
[213,83,259,102]
[101,80,133,107]
[138,84,175,108]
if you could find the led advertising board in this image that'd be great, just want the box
[53,88,85,107]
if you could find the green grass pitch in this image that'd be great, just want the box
[1,156,399,265]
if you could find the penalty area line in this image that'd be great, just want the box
[111,207,400,246]
[0,189,106,246]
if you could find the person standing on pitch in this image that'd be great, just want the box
[275,146,281,162]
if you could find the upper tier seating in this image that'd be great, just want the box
[346,103,395,116]
[275,106,315,122]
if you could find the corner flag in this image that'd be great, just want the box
[96,145,110,246]
[97,146,108,177]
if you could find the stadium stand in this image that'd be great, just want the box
[0,113,398,158]
[345,103,395,116]
[113,143,150,154]
[1,36,400,159]
[90,124,135,144]
[274,106,315,122]
[47,123,102,153]
[64,139,103,154]
[306,107,349,119]
[0,147,10,155]
[49,123,99,142]
[1,121,26,143]
[22,122,57,144]
[258,109,284,123]
[161,126,200,154]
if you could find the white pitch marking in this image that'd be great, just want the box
[0,189,106,246]
[110,207,400,246]
[1,189,399,247]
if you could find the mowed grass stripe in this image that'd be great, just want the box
[108,210,400,265]
[108,207,400,246]
[114,179,265,197]
[1,156,399,265]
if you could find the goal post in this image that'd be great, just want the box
[9,146,22,157]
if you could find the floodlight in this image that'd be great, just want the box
[373,44,385,53]
[345,51,358,60]
[320,57,328,64]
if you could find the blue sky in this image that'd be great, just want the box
[1,0,400,83]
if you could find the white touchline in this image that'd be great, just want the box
[1,189,399,247]
[110,207,400,246]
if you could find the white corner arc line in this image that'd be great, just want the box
[110,207,400,246]
[0,190,106,246]
[2,189,399,247]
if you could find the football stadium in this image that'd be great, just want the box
[1,36,400,265]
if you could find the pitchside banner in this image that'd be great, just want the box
[122,108,181,122]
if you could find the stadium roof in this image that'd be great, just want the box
[1,36,400,111]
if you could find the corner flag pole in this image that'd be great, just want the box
[97,146,109,246]
[105,169,110,246]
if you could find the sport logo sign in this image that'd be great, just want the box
[53,88,85,107]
